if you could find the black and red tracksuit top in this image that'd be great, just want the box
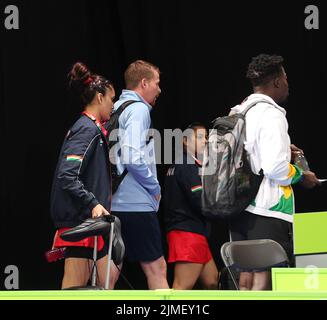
[164,152,210,237]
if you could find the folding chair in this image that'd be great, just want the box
[60,214,125,290]
[220,239,289,290]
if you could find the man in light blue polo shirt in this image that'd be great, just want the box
[110,60,169,289]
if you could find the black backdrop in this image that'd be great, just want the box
[1,0,326,290]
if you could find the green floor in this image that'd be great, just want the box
[0,289,327,300]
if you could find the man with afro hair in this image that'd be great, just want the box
[229,54,320,290]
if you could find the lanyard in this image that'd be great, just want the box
[82,111,108,137]
[191,155,203,167]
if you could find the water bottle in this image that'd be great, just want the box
[294,152,310,171]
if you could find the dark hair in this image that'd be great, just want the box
[124,60,160,90]
[184,122,207,131]
[68,62,113,105]
[182,122,207,154]
[183,122,207,140]
[246,54,284,87]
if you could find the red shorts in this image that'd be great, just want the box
[167,230,213,264]
[53,228,104,251]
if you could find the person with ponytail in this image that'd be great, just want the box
[50,62,117,289]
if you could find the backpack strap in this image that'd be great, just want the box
[241,99,272,177]
[114,99,153,145]
[104,100,138,137]
[109,100,138,190]
[241,99,275,116]
[112,100,138,117]
[112,99,153,136]
[110,99,153,191]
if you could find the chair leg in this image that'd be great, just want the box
[105,222,115,289]
[91,236,98,286]
[227,267,239,290]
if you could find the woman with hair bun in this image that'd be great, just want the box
[50,62,116,289]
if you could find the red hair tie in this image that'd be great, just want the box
[84,77,93,85]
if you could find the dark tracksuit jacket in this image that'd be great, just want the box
[164,152,209,238]
[50,114,111,228]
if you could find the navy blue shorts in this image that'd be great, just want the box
[111,211,164,262]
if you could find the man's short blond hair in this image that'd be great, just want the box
[124,60,160,90]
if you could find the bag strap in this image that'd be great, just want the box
[241,99,275,116]
[241,99,274,177]
[112,100,138,117]
[110,101,138,189]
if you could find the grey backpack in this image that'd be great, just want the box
[201,101,265,220]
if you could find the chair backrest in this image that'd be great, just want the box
[221,239,289,271]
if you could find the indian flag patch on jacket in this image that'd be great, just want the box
[191,185,202,193]
[66,155,83,162]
